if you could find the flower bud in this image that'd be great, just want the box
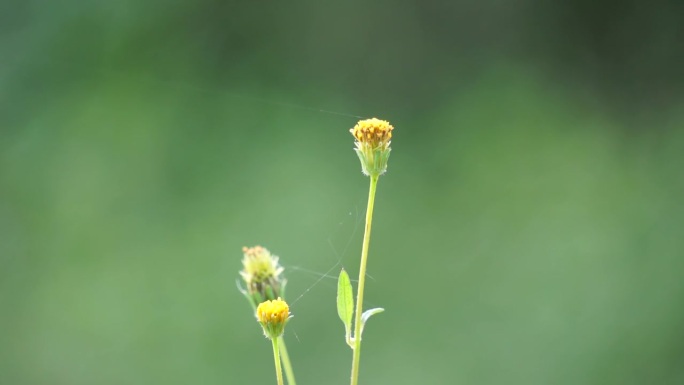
[256,298,291,339]
[350,118,394,177]
[239,246,286,309]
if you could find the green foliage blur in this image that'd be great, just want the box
[2,1,683,384]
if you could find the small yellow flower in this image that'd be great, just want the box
[239,246,286,309]
[256,298,291,339]
[350,118,394,177]
[350,118,393,147]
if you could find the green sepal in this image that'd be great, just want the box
[265,286,275,301]
[237,279,258,313]
[252,291,264,308]
[354,145,391,177]
[279,280,287,300]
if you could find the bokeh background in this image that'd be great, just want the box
[2,1,684,384]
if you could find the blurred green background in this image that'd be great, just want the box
[2,1,684,384]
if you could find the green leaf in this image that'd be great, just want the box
[337,269,354,342]
[360,307,384,335]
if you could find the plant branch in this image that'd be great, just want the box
[272,337,284,385]
[350,174,379,385]
[278,337,296,385]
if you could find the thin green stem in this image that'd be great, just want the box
[350,175,379,385]
[271,337,284,385]
[278,337,296,385]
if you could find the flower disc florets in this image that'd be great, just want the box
[256,298,291,339]
[350,118,394,177]
[240,246,285,309]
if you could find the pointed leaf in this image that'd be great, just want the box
[336,269,354,339]
[360,307,384,335]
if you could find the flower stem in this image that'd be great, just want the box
[272,337,284,385]
[278,337,296,385]
[350,174,379,385]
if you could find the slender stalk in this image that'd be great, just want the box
[271,337,284,385]
[350,175,379,385]
[278,337,296,385]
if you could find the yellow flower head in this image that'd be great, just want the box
[350,118,394,147]
[350,118,394,177]
[240,246,285,308]
[256,298,291,339]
